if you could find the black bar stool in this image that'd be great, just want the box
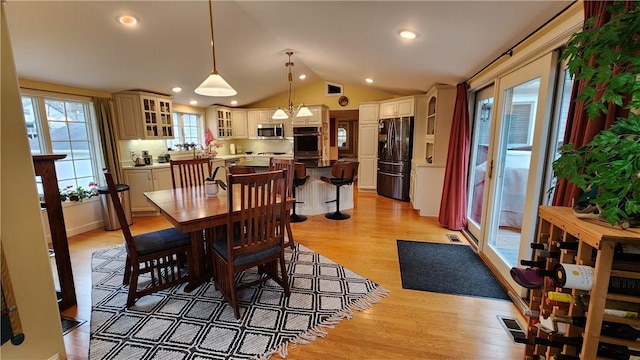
[320,161,359,220]
[291,162,309,223]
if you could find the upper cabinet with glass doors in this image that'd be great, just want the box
[205,106,233,139]
[421,85,456,166]
[114,91,173,140]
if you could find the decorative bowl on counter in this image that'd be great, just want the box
[245,151,253,154]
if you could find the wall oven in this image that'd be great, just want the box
[293,126,321,159]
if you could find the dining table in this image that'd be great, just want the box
[144,185,293,292]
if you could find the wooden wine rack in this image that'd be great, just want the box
[524,206,640,360]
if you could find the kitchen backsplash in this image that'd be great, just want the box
[119,139,293,166]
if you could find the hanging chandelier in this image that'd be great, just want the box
[195,0,236,97]
[272,51,312,120]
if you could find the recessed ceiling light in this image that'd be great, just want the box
[365,78,374,84]
[118,15,138,26]
[189,100,198,105]
[172,87,182,93]
[299,74,306,80]
[230,100,238,105]
[398,30,418,40]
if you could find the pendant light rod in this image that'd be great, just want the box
[195,0,236,97]
[208,0,218,74]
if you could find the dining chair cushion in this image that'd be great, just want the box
[133,228,191,256]
[213,237,281,267]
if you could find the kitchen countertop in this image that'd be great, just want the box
[122,154,294,170]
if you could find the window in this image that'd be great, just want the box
[167,112,203,149]
[338,127,347,148]
[22,91,101,193]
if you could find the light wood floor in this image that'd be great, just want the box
[61,191,526,359]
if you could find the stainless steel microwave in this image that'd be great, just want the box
[256,123,285,139]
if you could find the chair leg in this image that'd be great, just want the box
[325,185,350,220]
[123,255,132,285]
[285,214,295,249]
[290,186,307,223]
[127,266,139,307]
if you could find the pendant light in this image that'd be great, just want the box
[272,51,312,120]
[195,0,236,97]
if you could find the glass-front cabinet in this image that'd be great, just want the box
[114,91,173,140]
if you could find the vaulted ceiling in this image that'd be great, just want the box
[5,1,574,107]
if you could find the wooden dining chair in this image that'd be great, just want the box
[228,166,256,175]
[103,170,192,307]
[211,170,290,319]
[169,158,212,188]
[268,158,296,248]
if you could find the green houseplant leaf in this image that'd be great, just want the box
[553,1,640,228]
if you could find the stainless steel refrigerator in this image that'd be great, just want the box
[377,116,414,201]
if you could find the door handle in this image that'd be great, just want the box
[379,171,403,177]
[488,160,494,180]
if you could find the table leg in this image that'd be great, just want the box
[184,230,206,293]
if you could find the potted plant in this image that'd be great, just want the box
[552,1,640,229]
[205,166,227,197]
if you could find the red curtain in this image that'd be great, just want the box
[552,0,632,207]
[438,83,470,230]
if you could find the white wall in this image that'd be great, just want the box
[41,198,104,241]
[1,3,67,358]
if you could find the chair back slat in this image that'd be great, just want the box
[169,158,212,188]
[227,170,287,257]
[268,158,295,197]
[228,166,256,175]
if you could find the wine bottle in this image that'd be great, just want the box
[597,342,640,360]
[531,243,549,250]
[609,276,640,297]
[553,315,640,341]
[546,333,583,347]
[539,250,561,259]
[550,314,587,327]
[551,355,580,360]
[574,293,640,318]
[614,242,640,262]
[553,240,579,250]
[532,336,565,348]
[545,297,570,308]
[547,291,573,303]
[522,259,546,267]
[554,264,593,290]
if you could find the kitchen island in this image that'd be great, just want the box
[232,159,354,216]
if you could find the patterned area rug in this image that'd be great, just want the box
[90,244,388,360]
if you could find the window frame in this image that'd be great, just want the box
[167,108,205,149]
[21,89,103,193]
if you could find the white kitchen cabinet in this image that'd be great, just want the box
[359,102,379,124]
[291,105,324,127]
[246,109,275,138]
[357,125,378,190]
[114,91,173,140]
[379,96,414,118]
[231,109,247,139]
[413,165,446,216]
[411,85,455,216]
[421,85,455,167]
[357,102,379,191]
[206,106,233,139]
[123,167,173,214]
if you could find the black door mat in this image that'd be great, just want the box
[61,316,85,335]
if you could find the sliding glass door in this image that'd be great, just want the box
[468,52,558,293]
